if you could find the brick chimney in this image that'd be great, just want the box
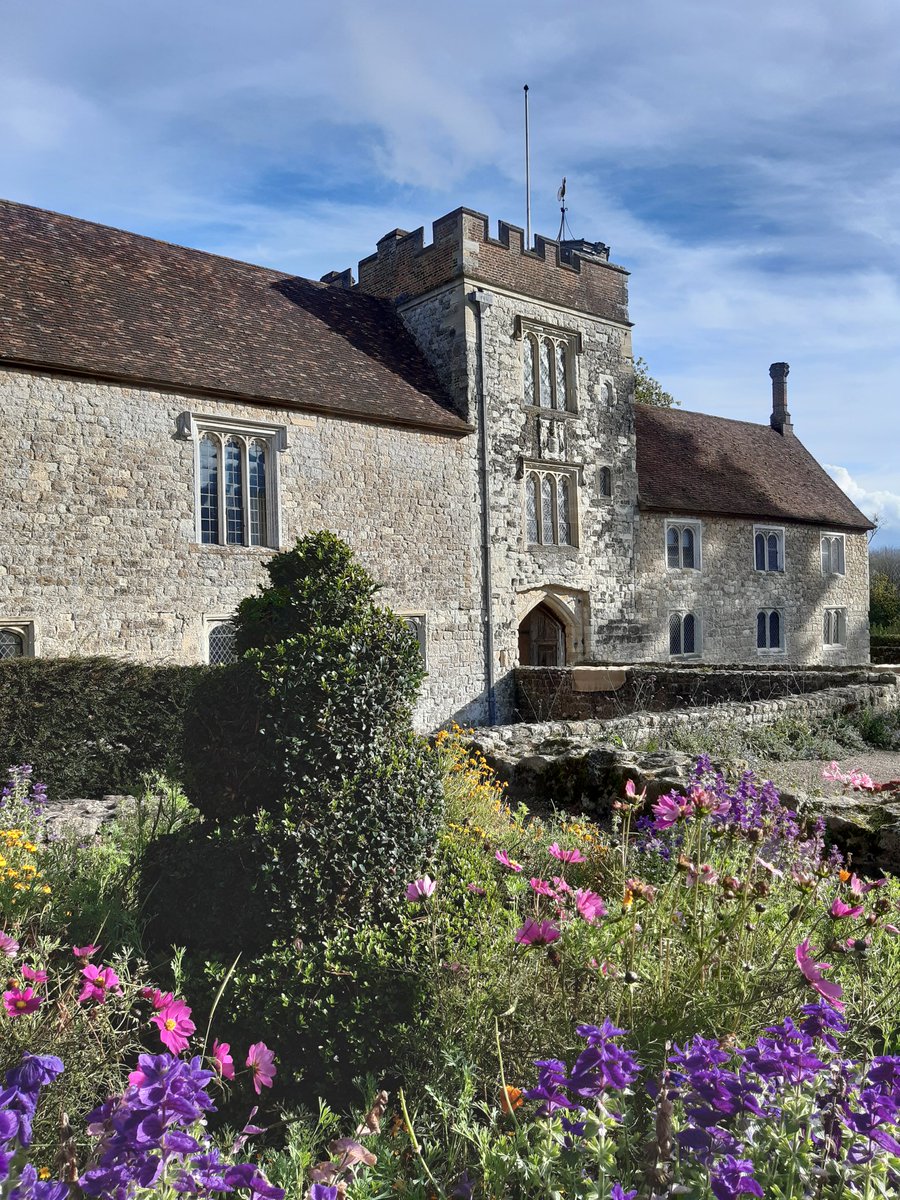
[769,362,792,435]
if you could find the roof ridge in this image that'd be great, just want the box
[0,195,326,287]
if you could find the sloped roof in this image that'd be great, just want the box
[0,199,468,434]
[635,404,873,532]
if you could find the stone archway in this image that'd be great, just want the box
[518,601,567,666]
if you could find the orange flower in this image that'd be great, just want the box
[622,888,634,909]
[839,869,851,882]
[500,1085,523,1113]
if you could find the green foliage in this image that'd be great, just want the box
[871,631,900,663]
[632,355,679,408]
[870,570,900,630]
[0,657,205,798]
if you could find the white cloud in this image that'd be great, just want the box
[826,466,900,545]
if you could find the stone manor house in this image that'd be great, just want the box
[0,199,873,726]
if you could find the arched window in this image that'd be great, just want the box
[556,475,571,545]
[208,621,237,666]
[821,534,845,576]
[757,609,784,651]
[824,608,847,646]
[199,434,220,545]
[554,342,567,410]
[598,466,612,498]
[223,437,244,544]
[525,469,576,546]
[523,336,535,406]
[754,527,784,572]
[0,629,24,659]
[526,474,539,544]
[540,475,554,544]
[248,439,268,547]
[539,339,553,408]
[665,522,701,570]
[669,612,699,657]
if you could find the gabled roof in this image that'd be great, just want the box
[635,404,874,532]
[0,199,469,434]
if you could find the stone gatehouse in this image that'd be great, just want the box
[0,200,873,727]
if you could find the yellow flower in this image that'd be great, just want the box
[38,1169,51,1181]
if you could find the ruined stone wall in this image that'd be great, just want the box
[0,365,487,729]
[634,512,870,665]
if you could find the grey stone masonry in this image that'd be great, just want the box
[0,366,487,729]
[635,513,870,665]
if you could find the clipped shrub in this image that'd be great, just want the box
[170,532,442,945]
[0,658,205,798]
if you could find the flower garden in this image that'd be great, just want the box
[2,535,900,1200]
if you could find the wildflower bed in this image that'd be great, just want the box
[2,731,900,1199]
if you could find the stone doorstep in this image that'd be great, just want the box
[571,666,628,693]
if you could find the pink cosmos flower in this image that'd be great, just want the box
[849,874,887,896]
[141,987,175,1010]
[830,896,864,920]
[530,877,555,897]
[625,779,646,802]
[21,965,48,984]
[213,1039,235,1080]
[0,932,19,958]
[574,889,607,924]
[72,944,100,961]
[3,986,43,1017]
[246,1042,277,1094]
[795,939,844,1011]
[686,863,719,889]
[466,883,486,895]
[78,964,122,1004]
[495,850,522,872]
[514,918,561,947]
[548,843,586,864]
[405,876,437,902]
[552,876,572,894]
[651,794,695,829]
[823,763,875,790]
[151,999,196,1053]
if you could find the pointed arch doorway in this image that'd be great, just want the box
[518,602,567,667]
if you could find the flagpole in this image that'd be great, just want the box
[524,84,531,249]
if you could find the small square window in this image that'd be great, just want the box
[821,533,846,576]
[665,521,701,570]
[754,526,785,572]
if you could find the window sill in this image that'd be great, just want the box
[756,648,786,656]
[665,566,702,573]
[191,542,276,555]
[754,569,785,575]
[527,542,580,553]
[670,654,702,661]
[524,405,579,420]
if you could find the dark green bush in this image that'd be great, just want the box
[871,632,900,664]
[0,657,205,797]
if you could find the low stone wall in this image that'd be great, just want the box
[471,679,900,812]
[514,664,894,722]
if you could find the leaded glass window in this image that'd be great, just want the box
[557,476,570,545]
[523,337,535,406]
[208,622,237,665]
[757,609,783,651]
[755,528,784,572]
[554,342,567,410]
[824,608,847,646]
[199,434,220,545]
[526,475,539,543]
[525,469,576,546]
[539,340,552,409]
[670,612,699,657]
[0,629,24,659]
[821,534,845,576]
[541,475,554,544]
[599,466,612,498]
[223,437,244,544]
[248,440,268,547]
[665,522,701,570]
[666,526,680,569]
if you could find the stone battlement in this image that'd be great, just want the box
[344,207,630,324]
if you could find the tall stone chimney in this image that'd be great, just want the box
[769,362,792,435]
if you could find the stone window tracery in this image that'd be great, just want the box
[525,467,577,547]
[821,533,846,576]
[666,521,701,570]
[598,466,612,498]
[520,325,577,412]
[756,608,784,652]
[669,611,699,657]
[754,526,784,572]
[823,608,847,646]
[179,412,286,549]
[207,620,237,665]
[0,623,33,659]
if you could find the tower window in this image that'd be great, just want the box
[525,468,577,547]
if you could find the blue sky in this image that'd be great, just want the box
[3,0,899,543]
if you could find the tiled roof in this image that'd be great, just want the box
[635,404,873,532]
[0,199,469,434]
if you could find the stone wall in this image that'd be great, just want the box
[0,365,487,729]
[635,512,870,665]
[514,664,894,722]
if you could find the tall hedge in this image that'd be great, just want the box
[0,658,205,798]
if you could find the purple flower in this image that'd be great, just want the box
[710,1157,763,1200]
[523,1058,579,1117]
[514,919,560,947]
[309,1187,338,1200]
[610,1187,637,1200]
[0,932,18,959]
